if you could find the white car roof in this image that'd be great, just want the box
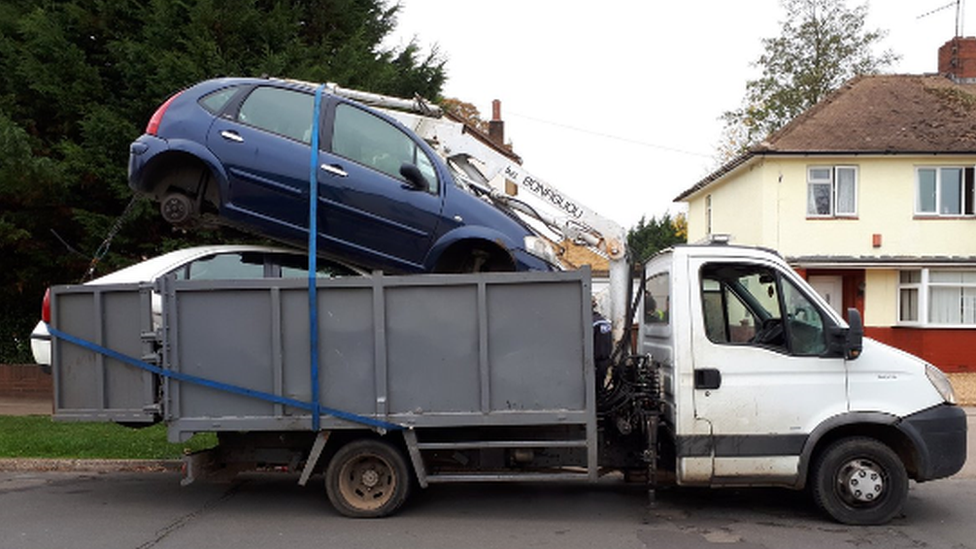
[89,244,330,284]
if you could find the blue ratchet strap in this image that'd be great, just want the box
[309,84,325,431]
[45,325,403,432]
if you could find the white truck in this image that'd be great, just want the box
[46,241,966,525]
[44,83,966,525]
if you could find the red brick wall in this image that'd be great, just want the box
[939,37,976,80]
[0,364,53,397]
[864,327,975,373]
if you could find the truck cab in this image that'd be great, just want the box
[641,243,967,525]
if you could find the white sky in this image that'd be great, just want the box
[385,0,968,230]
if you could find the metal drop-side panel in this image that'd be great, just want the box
[51,283,157,423]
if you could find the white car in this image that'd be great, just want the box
[31,245,364,366]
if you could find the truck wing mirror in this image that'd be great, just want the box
[825,307,863,360]
[400,163,430,192]
[845,308,863,360]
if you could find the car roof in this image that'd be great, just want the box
[89,245,360,285]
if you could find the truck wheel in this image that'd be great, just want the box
[811,437,908,525]
[325,439,410,518]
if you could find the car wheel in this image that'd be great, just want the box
[811,437,908,525]
[457,246,514,273]
[325,438,411,518]
[160,192,198,226]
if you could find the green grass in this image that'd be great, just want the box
[0,416,216,459]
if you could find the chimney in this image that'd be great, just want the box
[939,37,976,83]
[488,99,504,147]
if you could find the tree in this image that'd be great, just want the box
[719,0,899,159]
[627,213,687,263]
[0,0,446,362]
[442,98,489,134]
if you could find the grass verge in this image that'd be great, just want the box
[0,416,216,459]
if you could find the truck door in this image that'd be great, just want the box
[688,257,848,484]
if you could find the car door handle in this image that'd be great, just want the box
[694,368,722,390]
[320,164,348,177]
[219,130,244,143]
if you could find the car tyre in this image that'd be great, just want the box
[811,436,908,525]
[160,192,197,226]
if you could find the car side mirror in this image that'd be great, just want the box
[400,163,429,192]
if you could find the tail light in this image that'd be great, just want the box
[146,91,183,135]
[41,288,51,324]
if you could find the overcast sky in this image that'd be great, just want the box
[384,0,968,230]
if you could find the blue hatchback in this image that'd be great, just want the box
[128,77,556,273]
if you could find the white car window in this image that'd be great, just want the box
[182,253,266,280]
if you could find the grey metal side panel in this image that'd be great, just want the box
[486,281,586,412]
[386,284,481,414]
[287,286,377,415]
[174,288,276,418]
[163,270,593,433]
[52,284,155,422]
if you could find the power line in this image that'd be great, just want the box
[507,110,713,159]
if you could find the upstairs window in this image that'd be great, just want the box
[807,166,857,217]
[916,167,975,216]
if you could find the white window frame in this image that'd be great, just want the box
[914,166,975,217]
[807,165,858,218]
[897,268,976,327]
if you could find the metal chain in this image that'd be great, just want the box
[82,195,143,282]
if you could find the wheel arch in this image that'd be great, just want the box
[425,226,519,273]
[318,430,412,474]
[137,142,226,207]
[797,412,920,490]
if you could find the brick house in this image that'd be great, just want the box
[675,38,976,373]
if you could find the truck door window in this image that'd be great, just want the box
[701,263,827,356]
[701,264,783,349]
[644,272,670,324]
[781,279,827,355]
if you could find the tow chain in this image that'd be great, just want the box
[82,195,143,282]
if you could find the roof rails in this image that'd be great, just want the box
[270,77,442,117]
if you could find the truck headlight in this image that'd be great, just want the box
[524,236,560,266]
[925,363,957,405]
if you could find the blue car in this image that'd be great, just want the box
[128,77,557,273]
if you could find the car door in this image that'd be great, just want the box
[315,100,445,271]
[206,85,315,238]
[689,257,848,483]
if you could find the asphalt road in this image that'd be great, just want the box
[2,471,975,549]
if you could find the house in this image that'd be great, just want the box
[675,38,976,373]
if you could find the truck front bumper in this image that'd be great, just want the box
[898,404,968,481]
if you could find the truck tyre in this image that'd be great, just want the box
[325,439,411,518]
[811,437,908,525]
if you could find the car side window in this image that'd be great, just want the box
[331,103,439,193]
[199,87,239,115]
[180,253,267,280]
[237,87,314,144]
[273,253,357,278]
